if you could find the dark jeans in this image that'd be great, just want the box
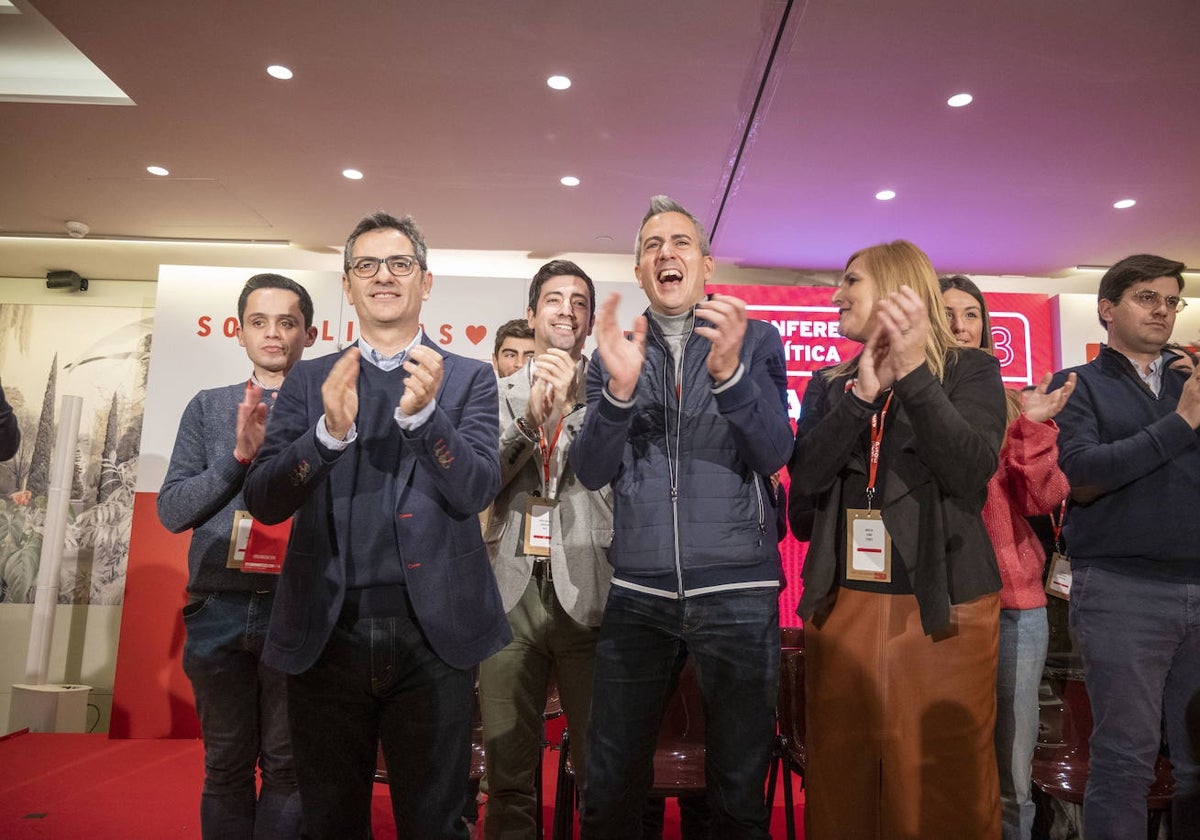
[641,795,710,839]
[182,590,300,840]
[286,601,475,840]
[1070,566,1200,840]
[581,586,779,840]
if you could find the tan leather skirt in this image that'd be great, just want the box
[804,588,1001,840]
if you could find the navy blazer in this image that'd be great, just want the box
[243,337,511,674]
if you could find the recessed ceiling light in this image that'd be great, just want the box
[342,169,364,180]
[560,175,580,187]
[1113,198,1136,209]
[947,92,973,108]
[146,165,169,176]
[875,189,896,201]
[547,75,571,91]
[267,65,294,80]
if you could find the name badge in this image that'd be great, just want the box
[1045,552,1072,600]
[226,510,253,569]
[845,508,892,583]
[523,496,556,557]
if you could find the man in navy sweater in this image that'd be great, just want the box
[1051,253,1200,840]
[159,273,317,839]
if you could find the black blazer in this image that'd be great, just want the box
[243,338,511,673]
[788,349,1006,634]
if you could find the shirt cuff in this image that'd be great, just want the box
[317,415,356,451]
[395,399,436,431]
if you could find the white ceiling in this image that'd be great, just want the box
[1,0,1198,285]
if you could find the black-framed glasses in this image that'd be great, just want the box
[347,255,423,279]
[1126,289,1188,313]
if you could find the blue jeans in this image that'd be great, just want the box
[182,590,300,840]
[581,586,779,840]
[995,607,1048,840]
[1070,566,1200,840]
[286,602,475,840]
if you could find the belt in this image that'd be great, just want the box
[532,557,553,582]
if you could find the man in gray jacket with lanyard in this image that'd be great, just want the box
[479,260,614,839]
[570,196,793,839]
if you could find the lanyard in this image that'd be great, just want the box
[539,417,565,499]
[1049,500,1066,553]
[865,392,894,511]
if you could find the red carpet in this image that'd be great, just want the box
[0,730,804,838]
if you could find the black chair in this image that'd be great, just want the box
[765,625,806,840]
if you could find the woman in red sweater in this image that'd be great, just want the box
[940,275,1076,840]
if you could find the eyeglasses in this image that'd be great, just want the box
[1125,289,1188,313]
[347,255,422,279]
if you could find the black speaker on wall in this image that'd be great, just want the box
[46,270,88,292]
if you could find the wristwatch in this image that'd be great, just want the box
[515,416,541,443]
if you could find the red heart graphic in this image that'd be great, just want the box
[465,325,487,345]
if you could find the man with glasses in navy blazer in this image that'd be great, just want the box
[245,211,509,840]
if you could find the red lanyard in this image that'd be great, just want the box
[865,392,894,510]
[539,417,565,491]
[1050,500,1066,552]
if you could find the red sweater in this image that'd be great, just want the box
[982,414,1069,610]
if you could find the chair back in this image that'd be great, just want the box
[777,628,806,772]
[650,658,706,792]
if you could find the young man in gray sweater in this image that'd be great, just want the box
[158,273,316,840]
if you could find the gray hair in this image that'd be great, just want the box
[634,195,711,259]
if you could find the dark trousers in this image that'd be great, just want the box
[581,586,779,840]
[1070,566,1200,840]
[286,603,475,840]
[183,590,300,840]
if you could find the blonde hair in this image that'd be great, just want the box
[825,240,959,382]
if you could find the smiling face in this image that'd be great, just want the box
[237,287,317,381]
[342,228,432,340]
[832,256,880,343]
[942,287,986,349]
[1100,275,1181,359]
[634,211,714,316]
[527,274,593,357]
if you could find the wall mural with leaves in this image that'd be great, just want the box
[0,303,152,605]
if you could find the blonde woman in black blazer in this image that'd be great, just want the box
[788,241,1007,840]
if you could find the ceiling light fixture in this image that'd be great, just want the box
[267,65,293,80]
[547,75,571,90]
[342,169,364,180]
[560,175,580,187]
[1113,198,1136,209]
[875,189,896,201]
[146,165,169,176]
[947,92,973,108]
